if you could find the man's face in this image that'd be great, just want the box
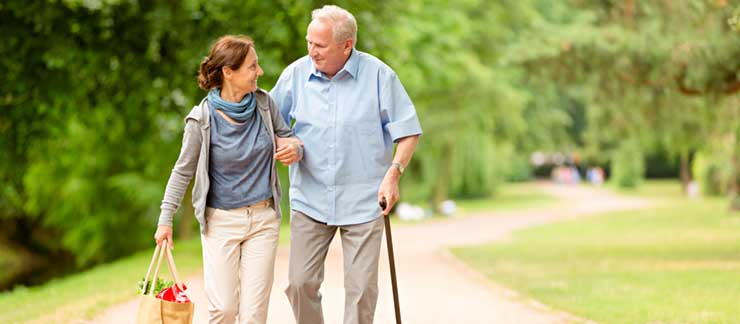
[306,20,352,78]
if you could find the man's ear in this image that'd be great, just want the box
[343,39,354,55]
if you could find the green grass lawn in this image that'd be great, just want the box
[455,182,558,214]
[391,181,559,227]
[0,238,203,324]
[0,221,294,324]
[609,179,688,201]
[0,226,298,324]
[452,181,740,323]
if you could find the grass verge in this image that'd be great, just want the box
[0,238,202,324]
[452,181,740,323]
[392,182,560,227]
[455,182,559,214]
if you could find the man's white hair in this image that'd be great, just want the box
[311,5,357,44]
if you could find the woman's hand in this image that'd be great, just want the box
[154,225,174,250]
[275,136,303,165]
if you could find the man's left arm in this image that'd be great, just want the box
[269,67,303,165]
[269,95,303,165]
[378,135,420,215]
[377,68,423,215]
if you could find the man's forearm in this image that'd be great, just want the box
[392,135,420,169]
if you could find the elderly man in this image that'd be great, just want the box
[270,4,422,324]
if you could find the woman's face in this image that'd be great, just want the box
[223,47,263,93]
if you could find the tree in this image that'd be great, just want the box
[504,0,739,197]
[0,0,315,271]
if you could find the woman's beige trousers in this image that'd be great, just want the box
[201,198,279,324]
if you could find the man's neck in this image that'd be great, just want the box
[322,52,352,80]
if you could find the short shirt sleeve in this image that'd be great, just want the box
[379,70,422,142]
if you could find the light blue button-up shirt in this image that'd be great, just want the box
[270,49,422,225]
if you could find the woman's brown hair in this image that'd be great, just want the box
[197,35,254,90]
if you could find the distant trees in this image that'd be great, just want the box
[0,0,737,279]
[505,1,739,201]
[0,0,313,270]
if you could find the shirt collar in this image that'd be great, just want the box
[308,49,359,81]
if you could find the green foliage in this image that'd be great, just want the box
[692,151,725,196]
[0,242,24,289]
[611,141,645,188]
[505,154,534,182]
[2,0,738,281]
[507,0,740,188]
[365,0,554,205]
[0,0,315,267]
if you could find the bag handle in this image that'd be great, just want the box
[164,244,185,290]
[141,240,185,296]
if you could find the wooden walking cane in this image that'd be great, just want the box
[380,198,402,324]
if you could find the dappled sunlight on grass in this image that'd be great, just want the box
[452,181,740,323]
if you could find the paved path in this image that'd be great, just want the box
[92,183,647,323]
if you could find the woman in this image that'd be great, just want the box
[154,35,302,324]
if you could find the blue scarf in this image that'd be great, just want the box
[207,88,256,122]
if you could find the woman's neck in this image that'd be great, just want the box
[220,84,247,103]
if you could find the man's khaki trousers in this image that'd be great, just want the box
[201,199,279,324]
[286,210,385,324]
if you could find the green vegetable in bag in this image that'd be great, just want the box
[137,277,174,295]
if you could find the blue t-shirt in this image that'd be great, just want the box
[207,103,273,209]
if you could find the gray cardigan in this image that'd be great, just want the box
[158,88,297,234]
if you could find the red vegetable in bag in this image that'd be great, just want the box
[155,283,191,303]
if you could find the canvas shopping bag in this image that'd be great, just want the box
[136,240,194,324]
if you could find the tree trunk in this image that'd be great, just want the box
[679,150,691,194]
[431,142,453,213]
[731,135,740,211]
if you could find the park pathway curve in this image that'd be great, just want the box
[92,183,648,324]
